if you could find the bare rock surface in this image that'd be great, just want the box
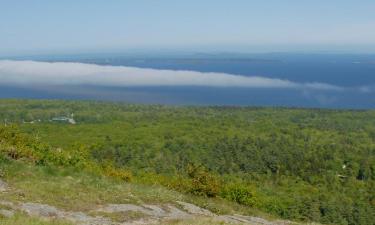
[96,203,192,220]
[0,201,14,208]
[0,209,15,218]
[10,202,112,225]
[176,201,216,217]
[21,203,62,217]
[230,215,291,225]
[0,201,15,218]
[97,204,153,216]
[1,200,293,225]
[163,205,191,219]
[0,179,8,192]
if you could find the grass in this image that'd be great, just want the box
[0,161,264,214]
[0,160,291,224]
[0,161,184,212]
[0,161,319,225]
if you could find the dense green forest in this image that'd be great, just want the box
[0,99,374,225]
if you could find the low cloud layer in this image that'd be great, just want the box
[0,60,345,91]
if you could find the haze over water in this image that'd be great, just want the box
[1,53,374,109]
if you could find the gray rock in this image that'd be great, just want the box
[66,211,112,225]
[232,214,292,225]
[97,203,167,218]
[217,214,292,225]
[0,209,14,218]
[142,205,167,217]
[7,200,292,225]
[96,203,192,220]
[164,205,192,220]
[20,203,62,217]
[120,218,159,225]
[176,201,216,217]
[20,203,112,225]
[0,201,14,208]
[97,204,151,215]
[0,179,8,192]
[214,215,243,224]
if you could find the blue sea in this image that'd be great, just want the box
[1,53,375,109]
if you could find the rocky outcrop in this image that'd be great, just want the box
[0,209,14,218]
[0,181,291,225]
[176,201,215,217]
[0,200,293,225]
[0,179,8,192]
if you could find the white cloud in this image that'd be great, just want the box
[0,60,343,91]
[358,86,375,93]
[304,82,343,91]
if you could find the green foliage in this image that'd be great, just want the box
[0,126,39,162]
[102,164,133,182]
[0,99,374,225]
[186,164,221,197]
[220,183,257,207]
[0,125,132,182]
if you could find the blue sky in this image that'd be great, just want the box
[1,0,375,56]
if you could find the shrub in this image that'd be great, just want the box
[0,127,39,162]
[220,183,258,207]
[103,164,133,182]
[187,164,221,197]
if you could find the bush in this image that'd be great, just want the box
[0,126,39,162]
[187,164,221,197]
[221,183,258,207]
[103,164,133,182]
[0,126,134,182]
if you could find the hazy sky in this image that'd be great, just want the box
[2,0,375,56]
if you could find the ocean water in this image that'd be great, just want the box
[1,53,375,109]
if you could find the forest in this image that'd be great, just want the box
[0,99,374,225]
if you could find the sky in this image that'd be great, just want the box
[1,0,375,56]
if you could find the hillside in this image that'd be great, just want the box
[0,99,374,225]
[0,161,299,225]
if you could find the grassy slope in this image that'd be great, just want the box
[0,160,275,224]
